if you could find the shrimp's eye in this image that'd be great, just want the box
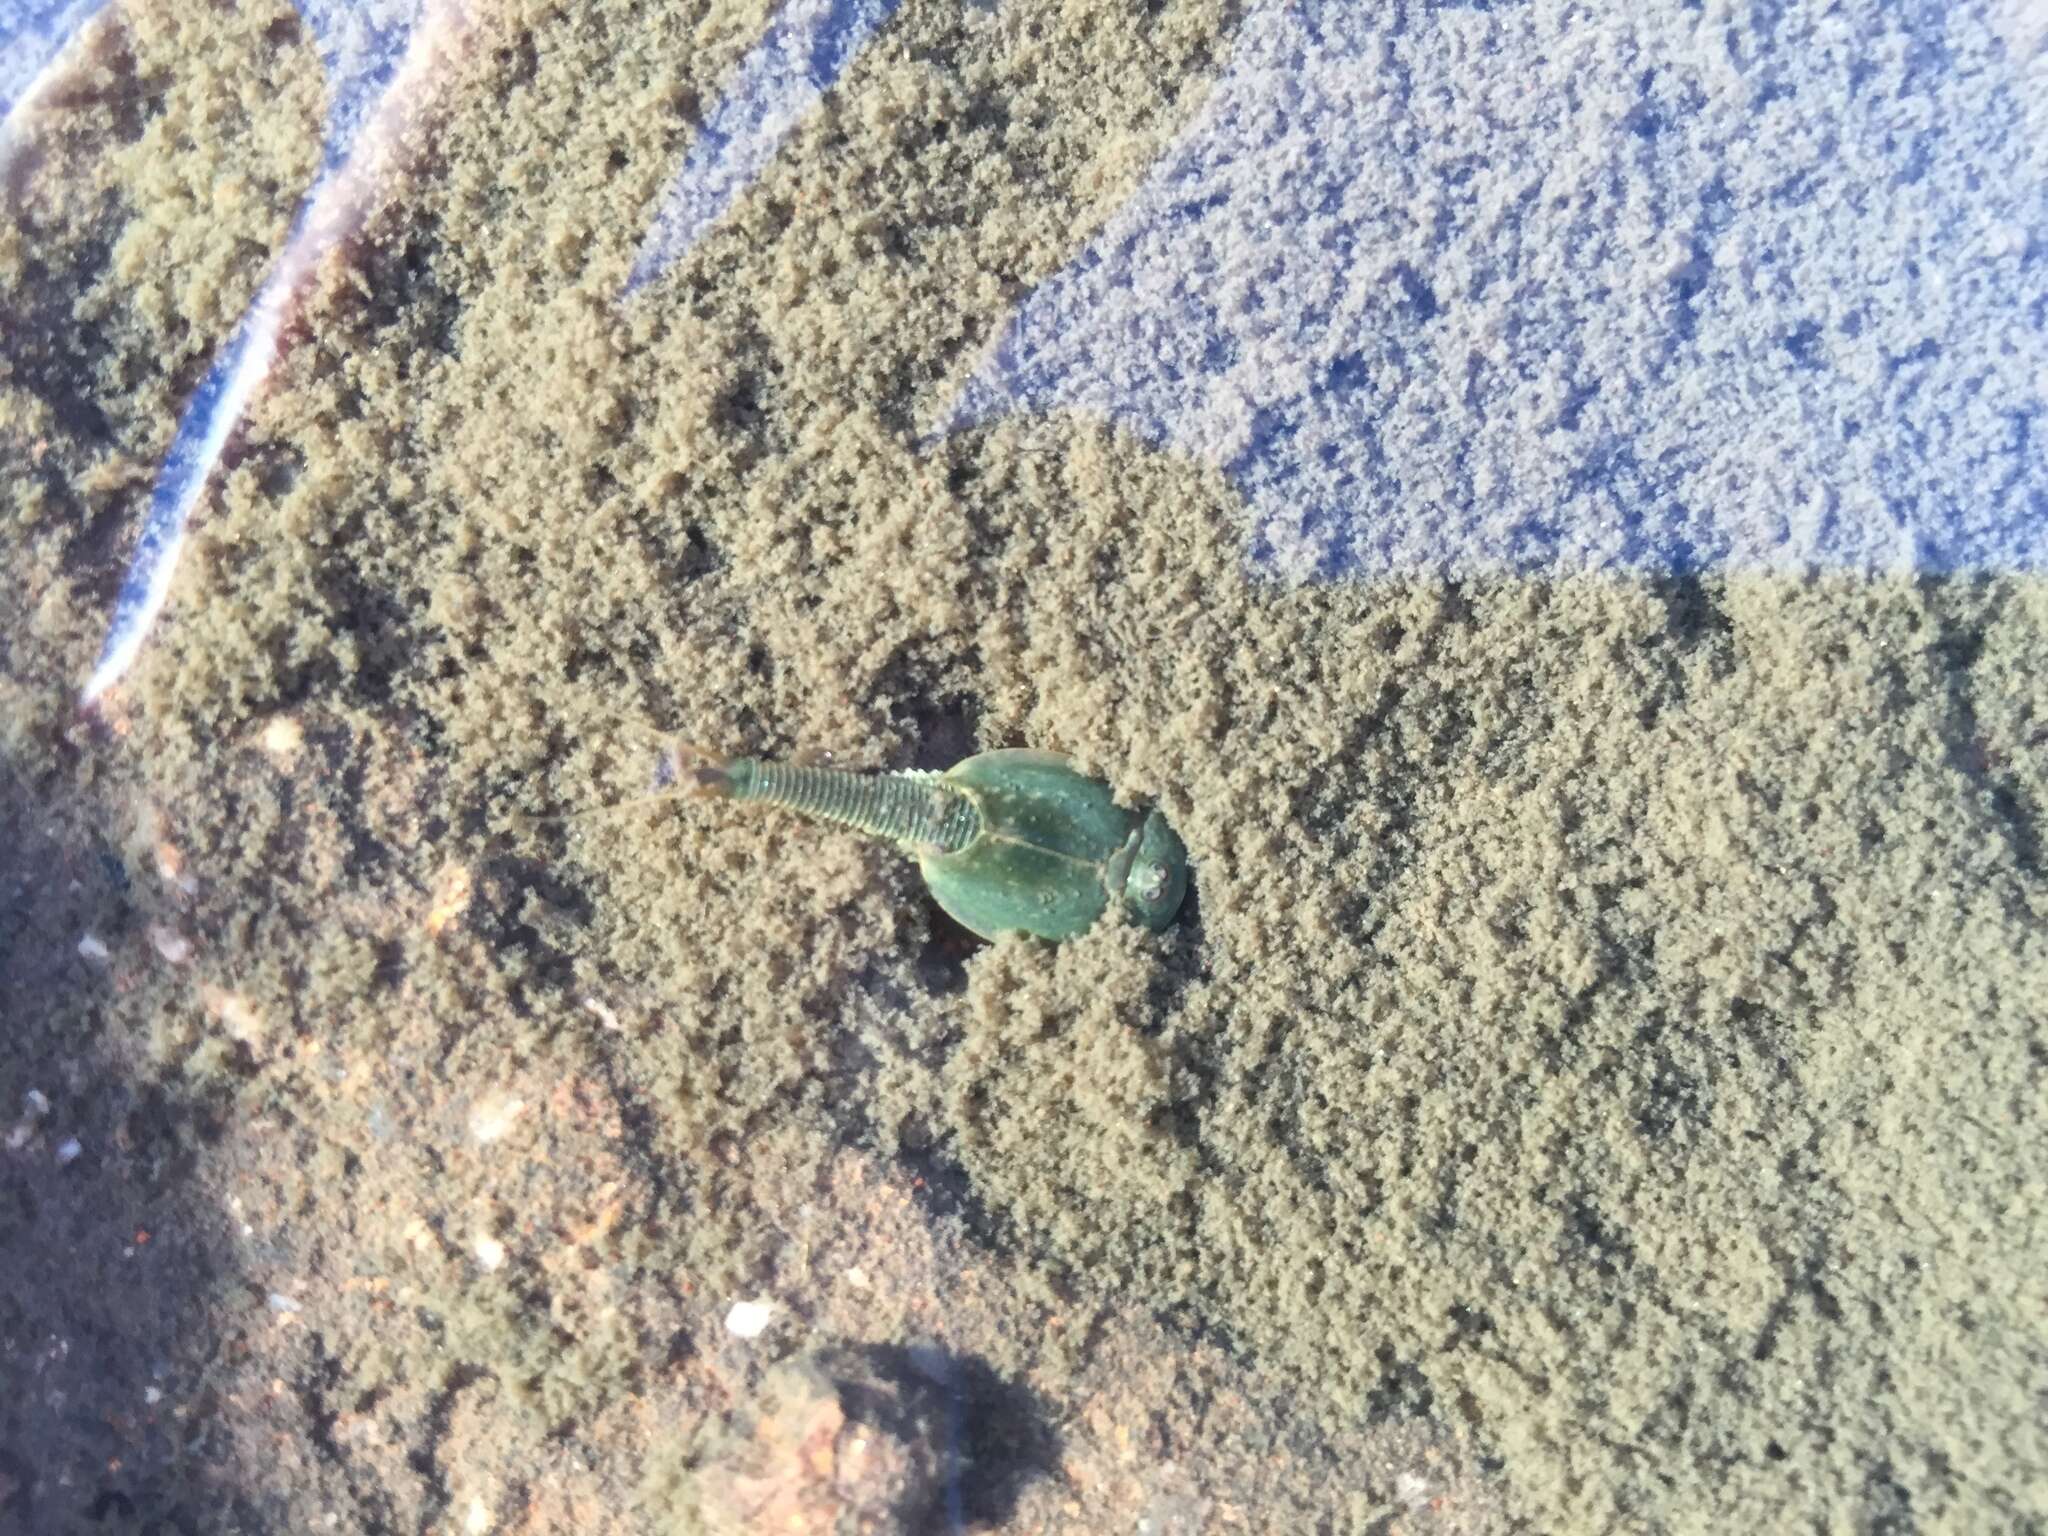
[1115,811,1190,931]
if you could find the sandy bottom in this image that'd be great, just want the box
[3,3,2044,1533]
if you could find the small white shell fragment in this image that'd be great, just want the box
[266,1292,302,1314]
[54,1137,82,1165]
[3,1090,43,1150]
[464,1496,491,1534]
[150,925,193,965]
[473,1234,507,1272]
[144,1386,162,1405]
[77,934,110,964]
[261,716,305,764]
[467,1092,527,1145]
[844,1265,871,1291]
[723,1298,776,1339]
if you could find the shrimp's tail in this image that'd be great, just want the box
[510,739,735,832]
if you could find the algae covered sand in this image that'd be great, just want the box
[4,0,2047,1531]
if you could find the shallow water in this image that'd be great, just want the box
[3,3,2044,1532]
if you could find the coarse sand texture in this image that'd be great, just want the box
[2,1,2044,1533]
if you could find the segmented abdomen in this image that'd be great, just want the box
[732,761,982,852]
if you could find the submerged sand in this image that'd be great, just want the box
[3,2,2045,1532]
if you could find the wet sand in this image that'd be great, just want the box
[3,2,2044,1532]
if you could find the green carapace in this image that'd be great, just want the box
[670,745,1190,942]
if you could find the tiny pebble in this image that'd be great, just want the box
[266,1292,302,1314]
[724,1298,776,1339]
[144,1387,162,1405]
[24,1089,49,1117]
[467,1092,527,1145]
[150,925,193,965]
[844,1265,871,1291]
[154,841,198,896]
[464,1496,491,1534]
[203,987,266,1047]
[425,864,474,937]
[77,934,110,963]
[261,716,305,763]
[473,1235,507,1272]
[54,1137,82,1165]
